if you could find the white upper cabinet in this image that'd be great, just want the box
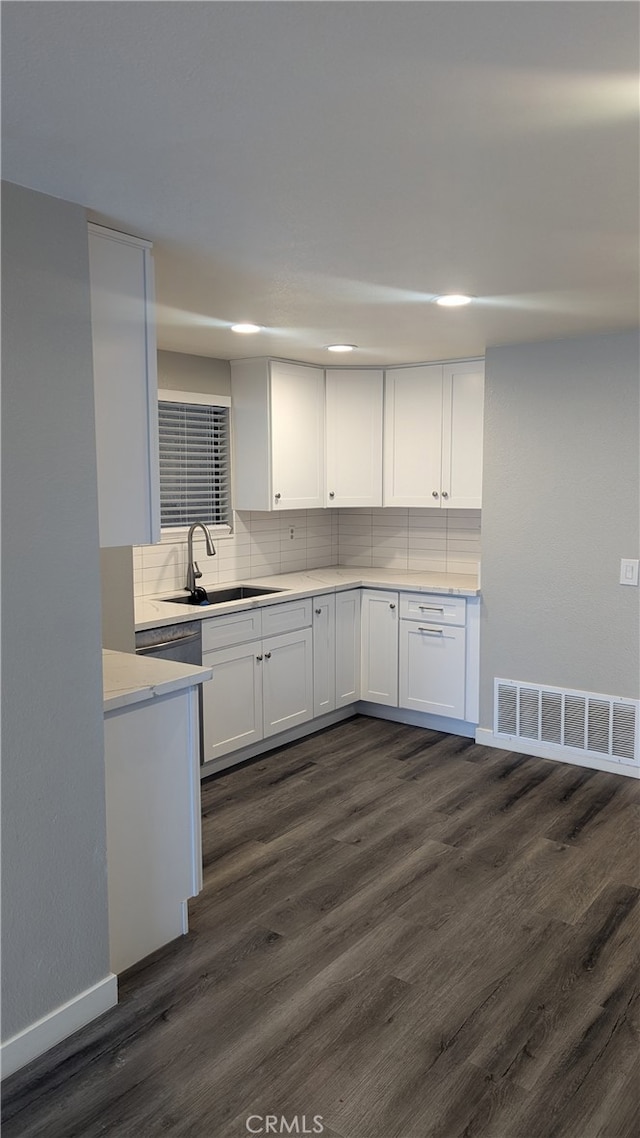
[231,358,325,511]
[383,364,443,508]
[88,224,160,547]
[325,370,383,507]
[441,360,485,509]
[384,360,484,509]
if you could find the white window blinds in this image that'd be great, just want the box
[158,398,231,528]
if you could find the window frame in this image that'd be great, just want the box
[157,388,233,540]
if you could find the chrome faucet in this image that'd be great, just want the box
[186,522,216,594]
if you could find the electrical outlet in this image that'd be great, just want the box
[619,558,639,586]
[289,526,295,540]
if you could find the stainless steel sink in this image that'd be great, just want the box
[162,585,285,606]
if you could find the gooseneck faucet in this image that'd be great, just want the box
[186,522,216,594]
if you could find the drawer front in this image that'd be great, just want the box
[201,608,262,652]
[261,597,312,637]
[400,593,466,626]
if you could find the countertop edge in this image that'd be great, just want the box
[103,649,213,713]
[134,566,480,631]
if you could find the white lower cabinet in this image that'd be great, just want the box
[262,628,314,737]
[200,585,475,768]
[202,601,313,763]
[335,589,361,706]
[360,589,470,720]
[313,594,336,716]
[312,589,361,716]
[360,590,399,706]
[104,686,202,973]
[399,623,466,718]
[201,639,263,760]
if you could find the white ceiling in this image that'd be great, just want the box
[3,1,639,366]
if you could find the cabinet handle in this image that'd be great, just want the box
[329,491,335,499]
[315,608,322,615]
[442,491,449,499]
[274,493,281,501]
[418,626,444,634]
[419,605,445,612]
[264,651,271,659]
[256,654,263,662]
[432,490,439,499]
[389,603,396,610]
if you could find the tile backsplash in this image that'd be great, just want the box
[134,508,481,596]
[134,510,339,596]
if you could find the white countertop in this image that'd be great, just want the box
[135,565,480,631]
[103,649,213,713]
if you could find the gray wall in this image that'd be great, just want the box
[1,183,110,1041]
[157,349,231,397]
[479,331,640,729]
[100,547,135,653]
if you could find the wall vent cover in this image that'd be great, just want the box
[494,679,639,766]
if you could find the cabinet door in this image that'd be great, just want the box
[383,365,443,507]
[263,628,314,737]
[399,621,466,718]
[202,641,263,762]
[89,224,160,547]
[271,362,325,509]
[325,370,383,506]
[313,594,336,716]
[335,589,361,706]
[441,360,484,509]
[360,590,399,706]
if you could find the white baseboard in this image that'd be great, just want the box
[1,973,118,1081]
[475,728,640,779]
[200,706,357,778]
[356,702,477,739]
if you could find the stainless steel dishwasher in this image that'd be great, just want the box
[135,621,204,761]
[135,620,203,666]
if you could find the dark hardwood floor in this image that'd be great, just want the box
[3,716,639,1137]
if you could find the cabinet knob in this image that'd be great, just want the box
[315,608,322,615]
[389,603,396,610]
[432,490,439,499]
[256,654,263,662]
[329,491,335,499]
[274,492,281,501]
[442,491,449,499]
[264,651,271,659]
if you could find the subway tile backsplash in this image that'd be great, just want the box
[133,508,481,596]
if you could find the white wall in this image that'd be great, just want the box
[1,184,111,1047]
[479,330,640,729]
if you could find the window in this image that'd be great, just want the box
[158,389,231,530]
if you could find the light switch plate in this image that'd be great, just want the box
[619,558,639,586]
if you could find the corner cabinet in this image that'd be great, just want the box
[359,588,480,726]
[384,359,484,509]
[312,588,361,716]
[230,358,325,511]
[88,224,160,547]
[325,370,383,507]
[360,590,399,706]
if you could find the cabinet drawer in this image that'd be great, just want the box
[261,597,312,637]
[400,593,466,626]
[202,608,262,652]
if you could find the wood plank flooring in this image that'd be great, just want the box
[3,716,639,1138]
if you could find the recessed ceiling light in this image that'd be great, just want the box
[231,322,261,334]
[327,343,357,353]
[433,294,474,307]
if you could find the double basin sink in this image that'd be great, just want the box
[162,585,285,607]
